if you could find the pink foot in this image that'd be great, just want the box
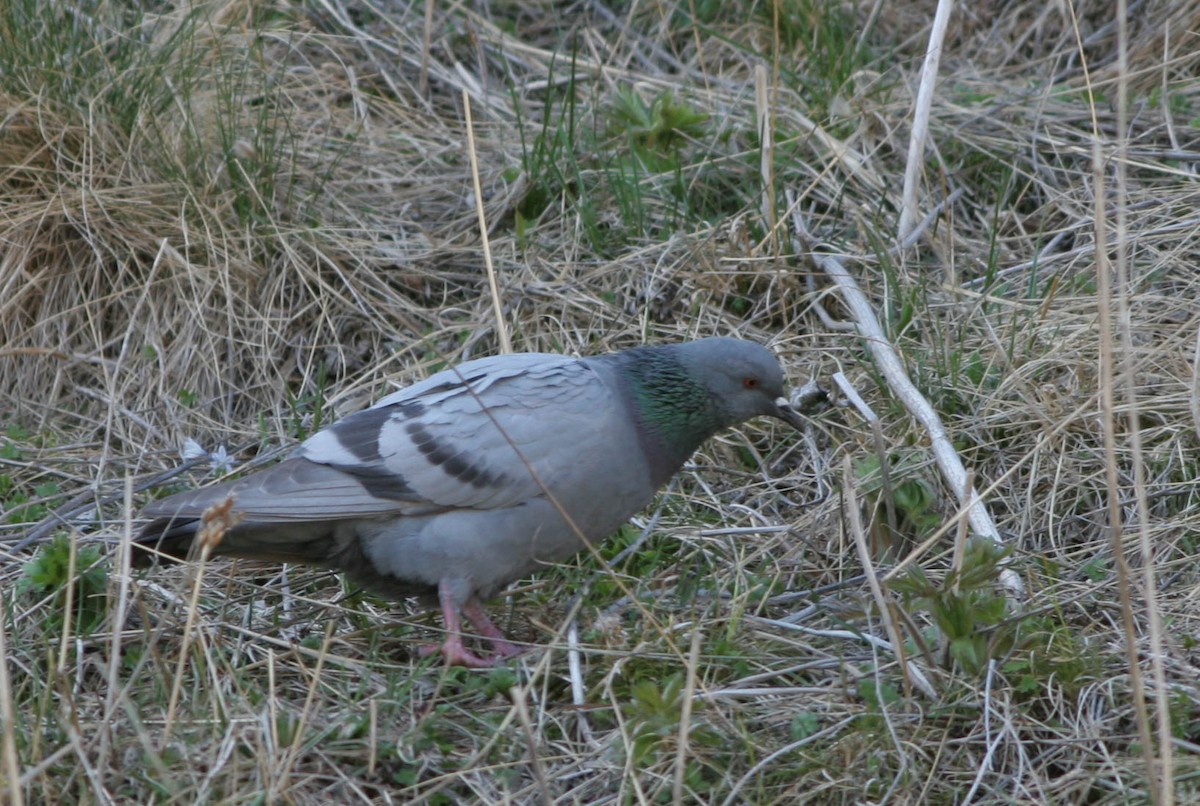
[463,597,522,659]
[418,637,501,668]
[418,582,524,667]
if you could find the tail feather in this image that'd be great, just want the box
[135,516,346,567]
[133,517,203,566]
[141,457,408,524]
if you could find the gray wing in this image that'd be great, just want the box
[145,353,610,523]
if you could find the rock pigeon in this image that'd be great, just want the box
[138,337,818,667]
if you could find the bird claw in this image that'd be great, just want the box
[426,584,524,667]
[418,638,520,668]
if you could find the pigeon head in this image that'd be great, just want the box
[672,337,804,430]
[613,337,808,480]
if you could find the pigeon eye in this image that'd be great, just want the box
[742,377,759,389]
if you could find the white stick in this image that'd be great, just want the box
[897,0,954,242]
[789,195,1023,597]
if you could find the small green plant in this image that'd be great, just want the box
[857,676,902,711]
[512,60,721,253]
[286,361,331,440]
[790,711,820,740]
[854,452,941,552]
[623,672,687,765]
[608,87,709,155]
[1000,614,1103,700]
[618,670,726,798]
[18,535,109,636]
[511,52,588,236]
[3,475,62,525]
[890,538,1014,676]
[2,423,30,461]
[762,0,875,124]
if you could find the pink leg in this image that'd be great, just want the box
[417,582,519,667]
[462,597,521,659]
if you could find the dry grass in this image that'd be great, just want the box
[3,0,1200,803]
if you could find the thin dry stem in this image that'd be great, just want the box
[897,0,953,241]
[845,454,920,697]
[0,599,22,806]
[464,89,512,355]
[1113,1,1175,799]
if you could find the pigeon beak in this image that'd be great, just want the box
[774,397,808,429]
[773,381,830,428]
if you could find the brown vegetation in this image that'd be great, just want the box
[3,0,1200,802]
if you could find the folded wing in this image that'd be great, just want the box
[144,353,606,523]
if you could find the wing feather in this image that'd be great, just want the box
[147,353,618,524]
[300,352,604,512]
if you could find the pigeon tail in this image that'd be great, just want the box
[133,517,203,566]
[134,516,347,568]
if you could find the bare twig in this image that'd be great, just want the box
[509,683,554,806]
[897,0,954,242]
[1192,323,1200,440]
[788,194,1023,598]
[0,582,22,806]
[672,627,703,806]
[97,477,134,781]
[755,64,778,257]
[1091,86,1159,806]
[161,497,241,747]
[1110,3,1174,799]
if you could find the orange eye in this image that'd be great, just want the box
[743,377,759,389]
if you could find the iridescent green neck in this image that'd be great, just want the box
[622,347,724,470]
